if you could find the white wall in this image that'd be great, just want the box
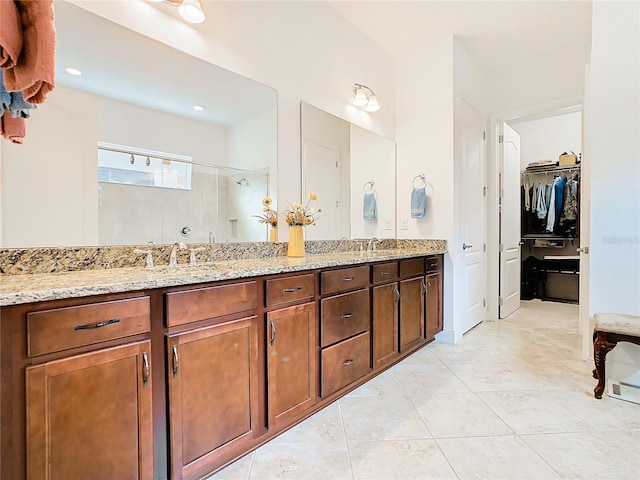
[588,0,640,317]
[511,112,582,170]
[70,0,396,244]
[1,86,98,247]
[588,1,640,379]
[350,125,396,240]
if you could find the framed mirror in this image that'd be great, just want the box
[0,2,277,248]
[300,102,396,240]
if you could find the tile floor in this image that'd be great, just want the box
[207,300,640,479]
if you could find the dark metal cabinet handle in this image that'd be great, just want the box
[172,345,179,378]
[342,359,354,366]
[394,287,400,303]
[270,320,277,346]
[73,317,120,331]
[142,351,150,387]
[283,286,303,293]
[429,263,438,269]
[381,271,391,276]
[341,277,354,282]
[340,313,354,319]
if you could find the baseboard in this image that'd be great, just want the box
[435,329,458,344]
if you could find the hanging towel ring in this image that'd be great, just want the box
[412,174,427,189]
[363,180,376,192]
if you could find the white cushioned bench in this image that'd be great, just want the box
[592,313,640,399]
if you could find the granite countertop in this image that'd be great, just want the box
[0,247,446,307]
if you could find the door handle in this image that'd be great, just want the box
[576,247,589,254]
[463,243,473,250]
[172,345,179,378]
[270,320,277,346]
[142,351,150,387]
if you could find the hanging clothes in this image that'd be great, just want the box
[536,182,547,220]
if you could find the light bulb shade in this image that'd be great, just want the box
[353,87,368,107]
[365,94,380,112]
[179,0,205,24]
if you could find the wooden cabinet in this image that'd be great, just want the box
[166,317,259,479]
[399,276,426,352]
[372,282,399,368]
[425,255,444,341]
[26,340,153,480]
[267,302,317,427]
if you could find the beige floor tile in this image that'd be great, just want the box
[411,392,513,438]
[268,402,346,445]
[205,452,254,480]
[437,435,561,479]
[522,430,640,479]
[339,394,431,441]
[392,362,472,395]
[347,369,404,397]
[479,390,593,434]
[397,345,441,365]
[448,361,539,392]
[349,439,458,480]
[250,443,352,480]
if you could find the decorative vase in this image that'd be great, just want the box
[269,225,278,243]
[287,225,305,257]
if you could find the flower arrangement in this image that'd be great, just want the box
[285,192,321,226]
[253,197,278,227]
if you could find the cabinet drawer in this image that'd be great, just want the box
[399,258,425,277]
[320,289,370,347]
[372,262,398,284]
[27,296,150,356]
[266,274,315,307]
[321,265,369,295]
[321,332,371,397]
[426,255,442,273]
[166,281,257,327]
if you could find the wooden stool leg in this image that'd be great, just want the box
[593,331,616,399]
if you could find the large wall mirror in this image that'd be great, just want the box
[301,102,396,241]
[0,2,277,248]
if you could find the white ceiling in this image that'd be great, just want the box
[329,0,593,111]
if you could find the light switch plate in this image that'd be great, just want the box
[384,218,392,230]
[401,218,409,230]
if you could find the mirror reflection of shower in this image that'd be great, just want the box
[236,177,248,186]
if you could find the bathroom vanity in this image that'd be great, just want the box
[0,247,444,480]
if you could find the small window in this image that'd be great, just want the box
[98,142,192,190]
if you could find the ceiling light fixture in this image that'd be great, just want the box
[65,67,82,76]
[148,0,206,24]
[352,83,381,112]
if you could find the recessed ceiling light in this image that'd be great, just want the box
[65,67,82,76]
[193,105,205,111]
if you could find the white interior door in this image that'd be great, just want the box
[303,140,344,240]
[460,100,486,334]
[499,122,522,318]
[580,66,591,359]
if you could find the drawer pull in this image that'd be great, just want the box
[429,263,438,268]
[142,351,150,387]
[172,345,179,377]
[73,317,120,331]
[270,320,277,346]
[340,313,354,319]
[342,359,354,367]
[394,287,400,303]
[427,280,432,289]
[381,271,391,276]
[341,277,354,282]
[421,281,427,294]
[283,286,303,293]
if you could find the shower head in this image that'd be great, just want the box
[236,178,247,186]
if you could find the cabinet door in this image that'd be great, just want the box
[167,317,259,480]
[399,277,426,352]
[425,273,443,341]
[267,302,317,427]
[372,283,399,368]
[26,341,153,480]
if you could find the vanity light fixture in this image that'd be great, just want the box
[65,67,82,76]
[148,0,206,24]
[352,83,381,112]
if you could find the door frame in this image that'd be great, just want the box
[486,98,584,322]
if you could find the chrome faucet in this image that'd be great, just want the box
[208,231,216,244]
[169,242,187,267]
[367,237,379,253]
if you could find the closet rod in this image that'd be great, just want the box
[521,165,581,176]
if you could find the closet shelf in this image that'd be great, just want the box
[521,164,581,176]
[522,234,577,241]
